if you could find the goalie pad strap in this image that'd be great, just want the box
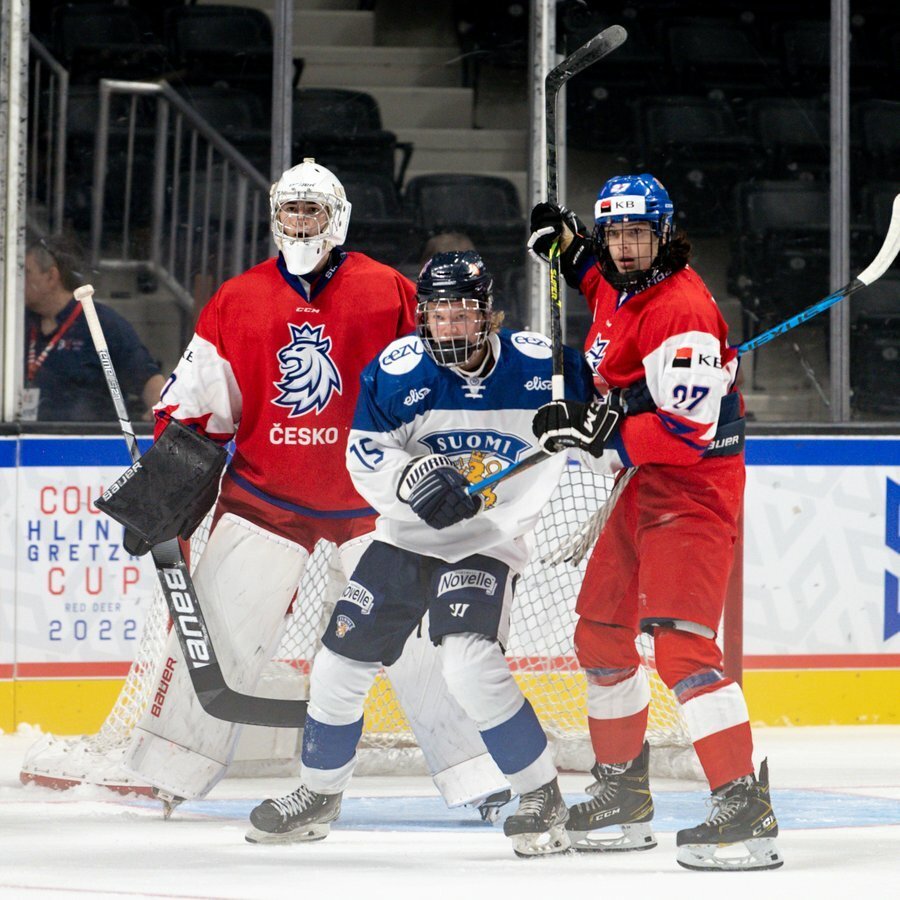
[96,418,227,551]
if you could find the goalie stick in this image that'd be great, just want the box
[76,284,307,728]
[469,191,900,498]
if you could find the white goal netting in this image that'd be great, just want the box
[20,462,703,793]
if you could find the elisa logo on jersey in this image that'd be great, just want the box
[524,376,552,391]
[420,430,530,464]
[273,322,342,416]
[672,347,692,368]
[511,331,553,360]
[335,615,356,638]
[403,387,431,406]
[437,569,498,598]
[380,336,426,376]
[340,581,374,615]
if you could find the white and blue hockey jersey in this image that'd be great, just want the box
[346,328,594,570]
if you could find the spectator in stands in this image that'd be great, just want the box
[418,231,476,268]
[22,234,165,422]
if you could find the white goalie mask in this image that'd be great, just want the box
[270,158,352,276]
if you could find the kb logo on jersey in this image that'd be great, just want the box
[273,322,342,416]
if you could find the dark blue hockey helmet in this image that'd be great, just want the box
[416,250,494,367]
[592,173,676,290]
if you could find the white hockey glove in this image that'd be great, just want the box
[532,393,624,458]
[398,454,483,530]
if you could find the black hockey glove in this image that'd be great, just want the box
[527,202,591,288]
[532,393,624,458]
[96,418,227,556]
[398,454,483,530]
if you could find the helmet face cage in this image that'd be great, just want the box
[591,173,675,290]
[269,160,351,266]
[416,251,494,368]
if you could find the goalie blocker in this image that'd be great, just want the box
[97,418,227,556]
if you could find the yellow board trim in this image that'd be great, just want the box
[6,668,900,736]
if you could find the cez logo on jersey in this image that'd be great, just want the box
[273,322,342,416]
[419,430,530,464]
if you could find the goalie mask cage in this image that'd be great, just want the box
[20,462,740,790]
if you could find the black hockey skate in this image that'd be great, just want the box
[676,759,783,871]
[502,778,570,858]
[566,741,657,852]
[245,784,342,845]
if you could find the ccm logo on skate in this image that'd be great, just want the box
[163,568,211,667]
[151,656,177,717]
[437,569,498,597]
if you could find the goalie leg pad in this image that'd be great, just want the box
[440,634,556,795]
[96,418,227,553]
[122,514,309,799]
[386,620,508,807]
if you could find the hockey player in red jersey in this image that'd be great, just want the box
[113,159,510,820]
[528,174,782,871]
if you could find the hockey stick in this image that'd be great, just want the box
[76,285,307,728]
[546,24,627,402]
[469,192,900,498]
[740,193,900,353]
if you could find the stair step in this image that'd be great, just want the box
[403,167,528,211]
[294,10,375,46]
[296,45,462,87]
[395,128,527,172]
[347,85,474,129]
[209,0,361,10]
[743,390,826,421]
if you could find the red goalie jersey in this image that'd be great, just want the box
[155,251,416,516]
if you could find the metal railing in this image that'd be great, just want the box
[90,78,271,314]
[27,36,68,234]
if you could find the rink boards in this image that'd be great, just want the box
[0,432,898,733]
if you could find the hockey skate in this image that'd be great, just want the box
[566,741,656,852]
[151,787,185,820]
[474,788,514,824]
[502,778,570,858]
[245,784,342,845]
[676,759,783,871]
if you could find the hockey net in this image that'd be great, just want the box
[20,461,706,792]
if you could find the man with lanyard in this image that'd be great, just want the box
[22,234,165,422]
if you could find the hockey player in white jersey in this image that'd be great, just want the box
[245,250,596,857]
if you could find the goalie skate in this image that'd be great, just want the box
[245,785,342,845]
[566,741,656,852]
[676,759,783,871]
[502,778,571,858]
[473,788,514,824]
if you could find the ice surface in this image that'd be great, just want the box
[1,724,898,899]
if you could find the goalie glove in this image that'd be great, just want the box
[96,418,227,555]
[532,392,624,458]
[398,454,483,530]
[527,202,591,288]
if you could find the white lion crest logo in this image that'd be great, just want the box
[273,322,342,416]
